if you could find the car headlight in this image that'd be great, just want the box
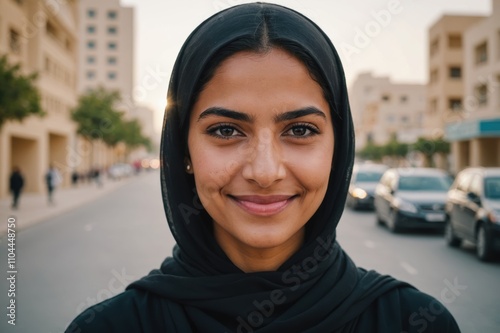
[352,188,368,199]
[488,211,500,224]
[393,198,418,214]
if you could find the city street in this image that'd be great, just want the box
[1,171,499,332]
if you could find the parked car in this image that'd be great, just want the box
[108,163,133,180]
[445,167,500,261]
[374,168,453,233]
[346,163,388,210]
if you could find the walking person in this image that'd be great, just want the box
[45,164,62,205]
[9,166,24,210]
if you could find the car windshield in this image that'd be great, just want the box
[398,175,452,191]
[355,171,385,183]
[484,177,500,199]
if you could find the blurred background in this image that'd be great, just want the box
[0,0,499,332]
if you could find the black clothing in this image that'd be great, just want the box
[67,3,460,332]
[9,170,24,209]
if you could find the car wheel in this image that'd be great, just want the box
[388,210,400,233]
[476,224,493,261]
[445,220,461,247]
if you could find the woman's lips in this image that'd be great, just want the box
[229,195,296,216]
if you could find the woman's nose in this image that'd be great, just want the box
[241,129,286,188]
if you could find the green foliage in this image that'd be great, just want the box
[357,143,384,161]
[71,87,122,141]
[357,136,451,166]
[0,55,44,129]
[413,137,450,167]
[71,87,151,151]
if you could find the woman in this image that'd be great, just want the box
[67,3,459,332]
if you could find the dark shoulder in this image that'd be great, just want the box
[65,289,168,333]
[389,287,460,333]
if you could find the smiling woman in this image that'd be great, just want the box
[67,3,460,333]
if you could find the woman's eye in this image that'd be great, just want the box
[284,124,318,137]
[207,125,242,138]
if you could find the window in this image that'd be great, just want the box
[87,56,95,64]
[430,69,438,83]
[87,9,96,18]
[9,28,21,53]
[401,115,409,124]
[108,72,117,80]
[430,98,438,113]
[107,56,117,65]
[87,25,96,34]
[386,115,395,123]
[108,42,117,50]
[475,42,488,64]
[448,35,462,48]
[87,40,96,49]
[449,66,461,79]
[86,71,95,79]
[400,95,408,103]
[448,98,462,111]
[476,84,488,105]
[430,37,439,56]
[382,94,390,102]
[107,26,117,34]
[107,10,117,19]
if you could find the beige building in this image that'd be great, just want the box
[425,15,485,139]
[445,0,500,172]
[350,72,426,149]
[78,0,133,99]
[0,0,79,199]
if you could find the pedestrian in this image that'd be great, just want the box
[9,166,24,209]
[71,170,79,186]
[67,3,460,332]
[45,164,61,205]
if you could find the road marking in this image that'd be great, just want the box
[84,224,93,232]
[400,261,418,275]
[364,240,376,248]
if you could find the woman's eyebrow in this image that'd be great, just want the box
[198,107,253,122]
[274,107,326,122]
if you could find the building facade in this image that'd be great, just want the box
[78,0,133,99]
[350,72,426,149]
[425,15,485,140]
[0,0,79,198]
[445,0,500,172]
[77,0,137,171]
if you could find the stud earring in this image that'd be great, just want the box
[186,164,192,173]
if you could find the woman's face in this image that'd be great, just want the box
[187,48,334,271]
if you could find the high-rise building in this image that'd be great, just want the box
[350,72,426,150]
[0,0,79,198]
[425,15,485,140]
[78,0,134,100]
[445,0,500,171]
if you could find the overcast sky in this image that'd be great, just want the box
[119,0,491,132]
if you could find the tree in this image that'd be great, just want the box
[413,137,450,167]
[71,87,122,141]
[0,55,44,129]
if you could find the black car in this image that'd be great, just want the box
[346,163,388,210]
[445,167,500,261]
[374,168,453,233]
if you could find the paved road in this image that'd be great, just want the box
[0,171,498,332]
[337,208,500,333]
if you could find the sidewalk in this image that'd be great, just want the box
[0,176,135,236]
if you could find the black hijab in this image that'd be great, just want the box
[128,3,410,332]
